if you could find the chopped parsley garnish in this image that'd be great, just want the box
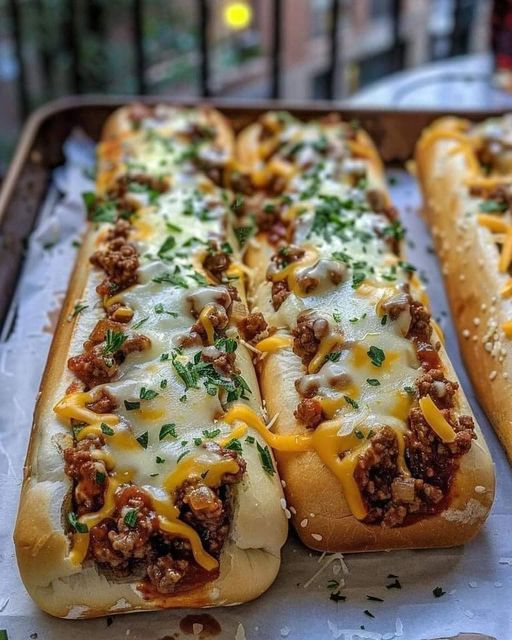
[123,508,139,528]
[202,428,221,439]
[403,385,414,396]
[165,221,182,233]
[177,450,189,463]
[95,470,106,484]
[136,431,149,448]
[234,225,254,247]
[354,428,365,439]
[221,241,233,254]
[332,311,342,323]
[152,271,189,288]
[190,271,208,286]
[102,329,127,355]
[139,387,158,401]
[158,235,176,257]
[345,396,359,410]
[159,423,177,440]
[193,437,203,446]
[364,610,375,618]
[70,301,88,319]
[160,379,168,389]
[398,260,416,273]
[352,271,366,289]
[366,378,380,386]
[100,422,114,436]
[257,442,275,475]
[382,220,405,241]
[231,195,244,211]
[154,303,178,317]
[160,352,169,361]
[433,586,446,598]
[367,345,385,368]
[156,456,165,464]
[132,316,149,330]
[366,595,384,602]
[225,438,243,453]
[245,435,255,444]
[215,337,238,353]
[68,511,88,533]
[479,199,508,213]
[380,314,388,326]
[171,349,251,402]
[326,351,341,362]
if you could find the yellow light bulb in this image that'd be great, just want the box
[224,1,252,30]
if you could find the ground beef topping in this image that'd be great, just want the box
[291,312,330,366]
[236,312,268,343]
[64,436,107,515]
[294,397,323,429]
[68,444,245,594]
[200,345,239,377]
[68,319,151,388]
[91,234,139,297]
[203,241,232,282]
[190,304,229,344]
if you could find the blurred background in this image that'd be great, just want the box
[0,0,499,174]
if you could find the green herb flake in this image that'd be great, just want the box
[366,595,384,602]
[354,428,365,440]
[202,428,221,439]
[136,432,149,449]
[364,610,375,619]
[95,470,106,484]
[100,422,114,436]
[352,271,366,289]
[124,400,141,411]
[123,508,139,528]
[257,442,275,475]
[140,387,158,401]
[234,225,254,247]
[225,438,243,453]
[367,345,385,368]
[366,378,380,386]
[103,329,127,355]
[380,314,388,326]
[345,396,359,410]
[245,435,255,444]
[158,235,176,257]
[156,456,165,464]
[68,511,88,533]
[327,351,341,362]
[70,301,88,319]
[177,450,190,464]
[479,199,508,213]
[159,423,177,440]
[132,316,149,330]
[433,586,446,598]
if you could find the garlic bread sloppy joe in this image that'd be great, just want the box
[236,111,494,552]
[14,104,287,618]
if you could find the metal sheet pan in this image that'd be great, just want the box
[0,98,510,640]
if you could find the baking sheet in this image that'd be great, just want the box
[0,135,511,640]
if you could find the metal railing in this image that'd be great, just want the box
[5,0,472,122]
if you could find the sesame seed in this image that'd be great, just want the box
[459,274,466,282]
[462,329,471,338]
[472,336,478,342]
[478,258,484,267]
[311,533,323,541]
[281,480,286,488]
[485,342,493,352]
[489,370,497,381]
[280,498,287,509]
[473,317,481,326]
[300,519,308,528]
[504,372,509,380]
[481,303,487,312]
[290,506,297,515]
[285,509,292,519]
[474,485,486,494]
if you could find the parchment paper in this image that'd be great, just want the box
[0,135,510,640]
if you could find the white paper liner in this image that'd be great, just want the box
[0,135,509,639]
